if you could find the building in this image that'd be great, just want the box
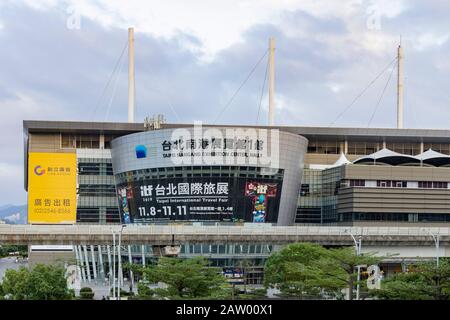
[24,120,450,227]
[23,120,450,285]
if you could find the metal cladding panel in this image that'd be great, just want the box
[111,127,307,225]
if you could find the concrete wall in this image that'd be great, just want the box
[343,164,450,181]
[339,187,450,214]
[29,133,72,153]
[28,249,76,268]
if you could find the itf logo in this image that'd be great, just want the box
[135,145,147,159]
[34,165,46,176]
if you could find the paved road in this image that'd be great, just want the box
[0,257,27,281]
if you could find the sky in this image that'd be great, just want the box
[1,0,450,205]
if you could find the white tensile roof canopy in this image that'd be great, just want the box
[352,148,450,167]
[353,148,420,166]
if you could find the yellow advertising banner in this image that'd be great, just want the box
[28,152,77,224]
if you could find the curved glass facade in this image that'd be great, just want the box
[111,127,308,225]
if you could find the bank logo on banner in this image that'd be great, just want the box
[135,145,147,159]
[33,165,46,176]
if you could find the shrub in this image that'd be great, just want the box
[79,287,94,299]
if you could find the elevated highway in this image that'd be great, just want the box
[1,224,449,248]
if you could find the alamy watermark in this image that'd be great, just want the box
[66,5,81,30]
[365,1,382,30]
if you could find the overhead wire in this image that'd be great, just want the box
[104,51,127,121]
[328,56,398,127]
[213,49,269,124]
[367,58,397,127]
[90,39,129,120]
[256,54,269,125]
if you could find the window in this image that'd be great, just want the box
[347,141,380,155]
[105,163,114,176]
[61,134,100,149]
[385,142,420,155]
[418,181,447,189]
[79,163,100,175]
[77,207,100,223]
[376,180,407,188]
[349,179,365,187]
[78,184,116,197]
[61,134,76,148]
[300,184,310,196]
[106,208,120,223]
[307,141,340,154]
[424,143,450,155]
[104,135,118,149]
[377,180,390,187]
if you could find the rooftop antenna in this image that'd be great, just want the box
[397,36,404,129]
[128,27,135,123]
[268,38,275,126]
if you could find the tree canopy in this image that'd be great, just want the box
[0,264,74,300]
[264,242,380,300]
[370,259,450,300]
[136,256,231,300]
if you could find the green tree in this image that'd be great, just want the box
[0,245,28,258]
[137,256,231,300]
[1,264,74,300]
[264,243,380,300]
[265,242,330,299]
[371,260,450,300]
[79,287,95,300]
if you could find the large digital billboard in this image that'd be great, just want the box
[28,152,77,224]
[116,177,282,224]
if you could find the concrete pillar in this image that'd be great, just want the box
[107,245,112,281]
[90,245,97,280]
[98,245,105,280]
[78,245,87,282]
[74,245,86,282]
[141,245,146,267]
[100,134,105,149]
[83,245,91,282]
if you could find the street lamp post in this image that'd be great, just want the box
[117,224,126,300]
[111,229,116,300]
[345,229,362,300]
[422,228,440,268]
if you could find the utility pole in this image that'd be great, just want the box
[128,27,135,123]
[268,38,275,126]
[396,42,404,129]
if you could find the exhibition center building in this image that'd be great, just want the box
[23,120,450,284]
[24,120,450,227]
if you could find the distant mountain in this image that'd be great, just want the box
[0,204,13,211]
[0,204,27,224]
